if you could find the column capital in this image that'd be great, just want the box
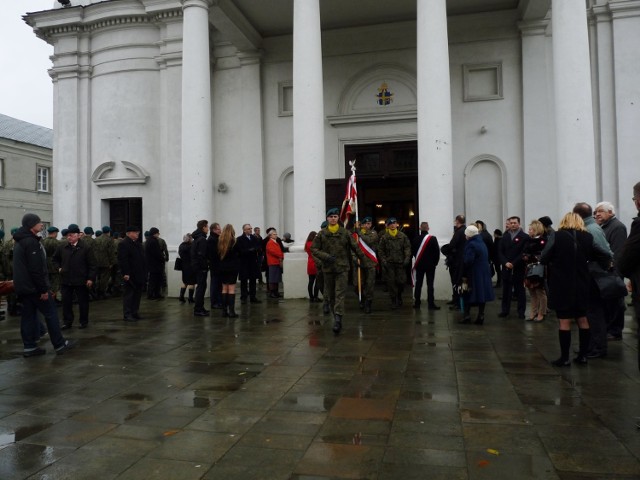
[181,0,213,11]
[517,19,550,36]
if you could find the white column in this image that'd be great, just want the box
[292,0,325,243]
[417,0,453,241]
[181,0,213,234]
[520,20,557,221]
[238,51,265,228]
[551,0,597,208]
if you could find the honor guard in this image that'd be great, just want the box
[353,216,378,314]
[378,217,411,309]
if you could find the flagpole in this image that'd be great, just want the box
[348,160,362,304]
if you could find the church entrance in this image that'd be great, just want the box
[108,198,142,236]
[326,141,418,238]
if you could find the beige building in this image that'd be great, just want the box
[0,113,53,233]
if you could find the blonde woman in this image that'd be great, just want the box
[540,213,611,366]
[217,224,241,318]
[522,220,548,322]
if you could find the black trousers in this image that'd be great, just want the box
[194,270,208,311]
[61,284,90,326]
[414,266,436,305]
[122,281,142,318]
[500,267,526,315]
[239,273,257,300]
[147,272,163,298]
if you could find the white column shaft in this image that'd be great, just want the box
[552,0,597,208]
[181,0,213,234]
[293,0,325,243]
[417,0,453,240]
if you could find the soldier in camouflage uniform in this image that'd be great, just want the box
[378,217,411,309]
[353,217,378,314]
[93,226,117,298]
[42,226,61,300]
[311,208,365,334]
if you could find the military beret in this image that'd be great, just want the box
[101,225,111,233]
[11,227,19,235]
[84,226,94,235]
[127,226,140,233]
[320,221,328,229]
[47,226,59,233]
[326,207,340,217]
[95,230,103,237]
[362,216,373,223]
[144,231,150,237]
[386,217,398,225]
[149,227,160,236]
[67,224,81,234]
[61,228,69,236]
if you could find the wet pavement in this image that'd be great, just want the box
[0,289,639,479]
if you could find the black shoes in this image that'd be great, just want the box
[428,304,440,311]
[61,324,72,330]
[194,309,210,317]
[322,304,330,315]
[23,347,46,357]
[551,357,571,367]
[458,317,471,324]
[573,355,588,365]
[79,324,88,329]
[332,314,342,335]
[250,298,262,304]
[587,351,606,359]
[124,317,137,322]
[364,300,372,314]
[55,340,76,355]
[474,315,485,325]
[498,312,509,318]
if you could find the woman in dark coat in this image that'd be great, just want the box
[218,224,241,318]
[540,212,611,366]
[522,220,548,322]
[178,233,196,303]
[460,225,495,325]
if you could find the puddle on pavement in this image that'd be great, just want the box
[0,432,15,447]
[0,422,54,446]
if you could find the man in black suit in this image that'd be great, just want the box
[443,214,466,309]
[497,216,529,319]
[412,221,440,310]
[117,226,147,322]
[191,220,210,316]
[145,227,165,300]
[237,224,262,304]
[207,222,223,309]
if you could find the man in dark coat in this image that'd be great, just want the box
[412,221,440,310]
[617,181,640,370]
[13,213,74,356]
[145,227,165,300]
[191,220,210,316]
[497,216,530,319]
[594,201,628,341]
[117,226,147,321]
[442,214,466,309]
[237,223,262,305]
[207,222,223,309]
[53,224,97,329]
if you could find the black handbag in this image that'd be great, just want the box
[173,257,183,271]
[525,262,544,279]
[589,262,627,300]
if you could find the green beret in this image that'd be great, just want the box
[326,208,340,217]
[47,226,59,233]
[386,217,398,225]
[84,226,94,235]
[362,216,372,223]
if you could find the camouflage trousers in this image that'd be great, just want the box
[383,263,406,298]
[96,267,111,294]
[48,272,60,296]
[323,271,349,315]
[356,266,376,302]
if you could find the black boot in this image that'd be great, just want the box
[397,292,403,307]
[332,314,342,335]
[364,300,372,314]
[574,328,590,365]
[228,294,238,318]
[323,303,330,315]
[390,296,398,310]
[459,304,471,324]
[474,303,485,325]
[221,294,229,317]
[188,288,194,304]
[179,288,186,304]
[552,330,572,366]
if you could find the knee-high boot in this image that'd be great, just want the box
[221,293,229,317]
[228,294,238,318]
[188,288,194,304]
[552,330,571,366]
[179,288,186,304]
[575,328,590,364]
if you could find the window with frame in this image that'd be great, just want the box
[37,166,50,192]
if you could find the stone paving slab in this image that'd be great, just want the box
[0,290,638,479]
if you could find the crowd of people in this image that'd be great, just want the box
[2,181,639,367]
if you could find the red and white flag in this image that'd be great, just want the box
[339,174,357,224]
[355,233,378,265]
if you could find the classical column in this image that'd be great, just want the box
[551,0,597,208]
[519,20,557,221]
[292,0,325,243]
[238,51,265,227]
[181,0,213,234]
[417,0,453,240]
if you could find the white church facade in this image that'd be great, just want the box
[25,0,640,297]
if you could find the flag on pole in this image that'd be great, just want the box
[339,173,357,224]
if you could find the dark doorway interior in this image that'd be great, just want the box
[326,141,418,238]
[109,198,142,236]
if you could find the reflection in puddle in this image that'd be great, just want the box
[0,432,15,447]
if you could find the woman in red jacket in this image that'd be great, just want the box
[266,229,284,299]
[305,231,320,302]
